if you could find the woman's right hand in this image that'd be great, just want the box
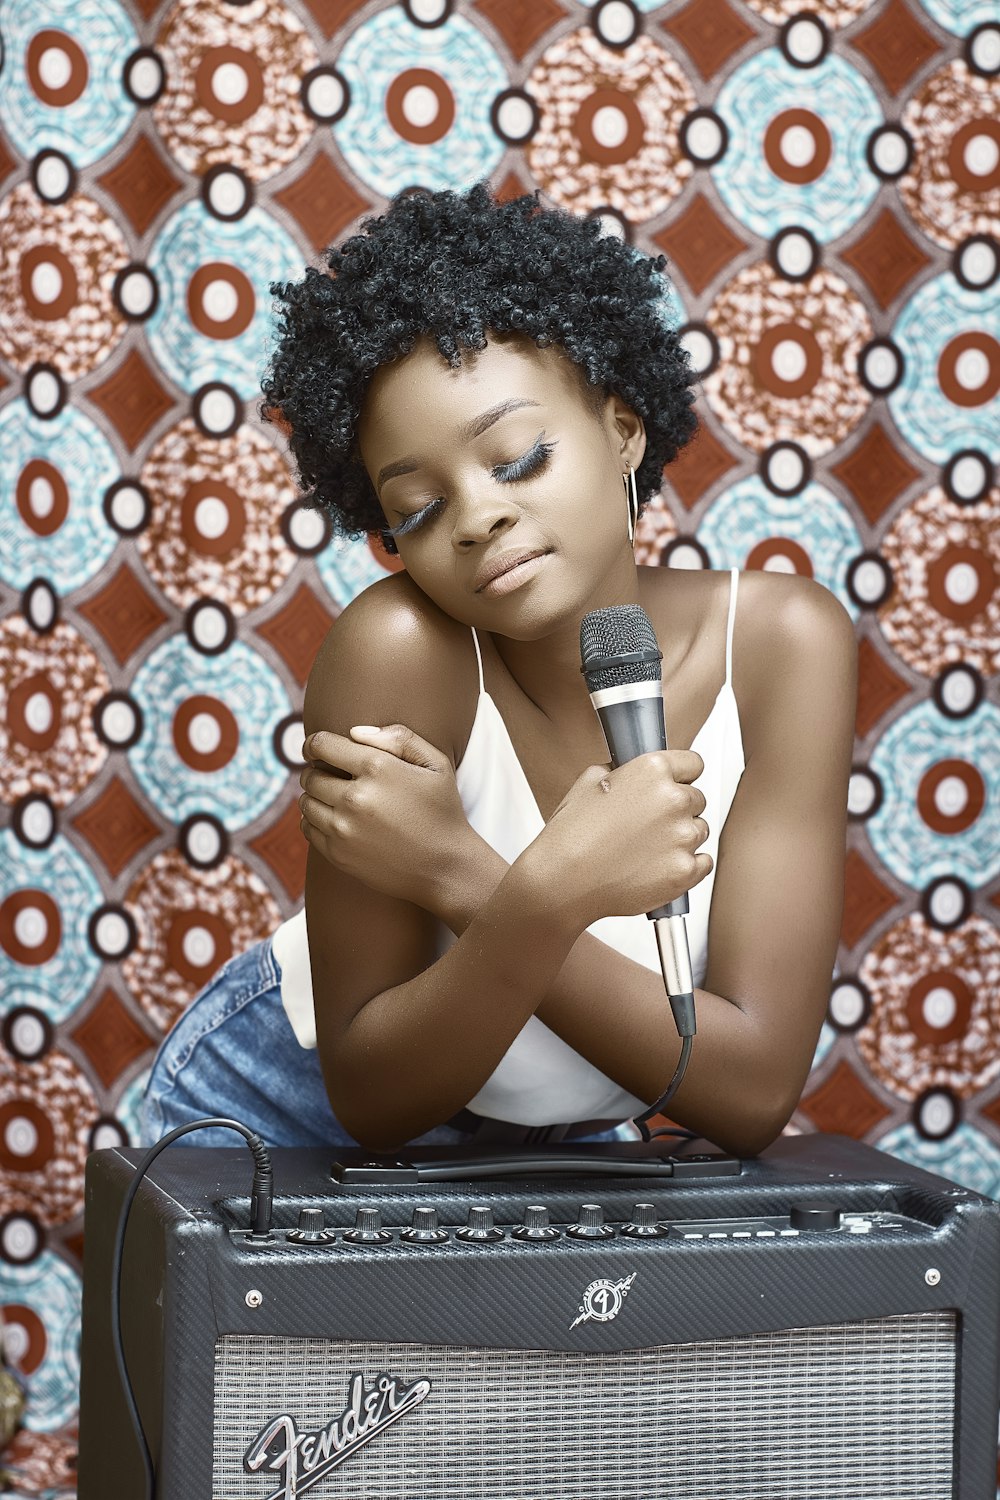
[525,749,712,928]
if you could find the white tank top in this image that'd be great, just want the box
[273,568,745,1126]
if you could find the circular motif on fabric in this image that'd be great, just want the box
[0,616,109,808]
[21,580,59,636]
[491,88,539,146]
[828,976,872,1032]
[0,0,137,166]
[0,1213,44,1266]
[526,30,693,221]
[760,440,812,495]
[334,7,506,197]
[404,0,453,25]
[866,124,913,181]
[152,0,317,180]
[128,635,291,829]
[300,66,349,126]
[889,274,1000,463]
[3,1008,53,1064]
[172,694,240,772]
[0,1048,95,1224]
[592,0,642,49]
[942,447,994,504]
[186,261,255,341]
[704,263,873,455]
[30,148,77,205]
[193,382,243,438]
[112,263,159,322]
[123,46,166,106]
[103,478,152,537]
[769,228,821,283]
[631,489,677,567]
[679,108,728,167]
[679,322,719,378]
[0,1252,82,1429]
[762,108,832,185]
[185,598,236,656]
[11,795,58,854]
[0,400,118,593]
[146,200,301,399]
[273,712,307,771]
[898,61,1000,250]
[965,22,1000,75]
[873,1123,1000,1199]
[0,832,101,1025]
[696,477,860,614]
[857,913,1000,1100]
[867,700,1000,888]
[953,234,999,293]
[92,690,143,750]
[201,163,255,222]
[778,15,830,68]
[122,848,280,1033]
[88,904,138,962]
[877,485,1000,676]
[660,537,711,570]
[280,502,331,559]
[138,418,295,614]
[712,52,881,243]
[178,812,229,870]
[0,184,129,379]
[848,766,883,820]
[932,664,984,719]
[385,68,456,145]
[921,876,972,931]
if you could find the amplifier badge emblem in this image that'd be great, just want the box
[244,1371,430,1499]
[571,1273,636,1329]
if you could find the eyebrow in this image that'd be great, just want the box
[375,397,541,494]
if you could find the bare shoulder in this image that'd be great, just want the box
[303,573,479,765]
[733,570,857,753]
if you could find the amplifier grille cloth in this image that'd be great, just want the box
[213,1311,955,1498]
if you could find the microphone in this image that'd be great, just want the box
[580,604,697,1054]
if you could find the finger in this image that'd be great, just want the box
[302,731,367,775]
[665,749,705,786]
[349,722,449,770]
[691,815,709,848]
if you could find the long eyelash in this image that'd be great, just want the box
[384,496,446,538]
[493,438,555,483]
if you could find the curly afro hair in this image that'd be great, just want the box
[260,184,697,538]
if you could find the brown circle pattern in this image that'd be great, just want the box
[385,68,456,145]
[152,0,319,181]
[122,848,281,1034]
[0,1049,95,1225]
[937,332,1000,407]
[137,418,296,615]
[172,694,240,771]
[16,460,70,537]
[186,262,257,341]
[26,29,89,107]
[857,913,1000,1100]
[526,30,694,221]
[0,892,62,968]
[899,61,1000,249]
[0,185,128,379]
[704,263,873,454]
[763,110,833,186]
[0,617,109,809]
[917,758,986,835]
[877,486,1000,676]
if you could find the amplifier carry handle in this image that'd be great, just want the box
[330,1146,741,1185]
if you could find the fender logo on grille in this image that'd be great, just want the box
[244,1372,431,1498]
[571,1273,636,1328]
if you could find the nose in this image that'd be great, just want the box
[450,484,520,550]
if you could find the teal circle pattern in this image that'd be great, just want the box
[889,273,1000,465]
[145,200,302,400]
[867,700,1000,889]
[0,832,102,1022]
[914,0,1000,35]
[713,52,883,243]
[696,477,862,619]
[875,1122,1000,1198]
[128,637,291,830]
[0,1252,81,1431]
[315,534,389,611]
[0,400,118,592]
[0,0,137,168]
[333,7,507,197]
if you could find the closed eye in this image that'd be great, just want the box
[493,435,555,483]
[384,496,446,539]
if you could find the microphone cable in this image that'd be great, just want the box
[109,1118,273,1500]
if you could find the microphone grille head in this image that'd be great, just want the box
[580,605,662,691]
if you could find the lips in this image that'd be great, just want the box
[473,547,549,593]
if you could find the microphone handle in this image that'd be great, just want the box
[591,695,691,923]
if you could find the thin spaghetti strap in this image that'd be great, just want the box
[724,567,739,687]
[470,625,485,695]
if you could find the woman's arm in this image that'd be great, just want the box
[303,578,713,1152]
[306,573,855,1156]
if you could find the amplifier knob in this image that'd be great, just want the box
[568,1203,615,1240]
[343,1207,393,1244]
[457,1205,504,1242]
[513,1205,560,1241]
[621,1203,668,1239]
[286,1207,336,1245]
[789,1203,842,1231]
[401,1207,449,1243]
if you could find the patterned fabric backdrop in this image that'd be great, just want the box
[0,0,998,1491]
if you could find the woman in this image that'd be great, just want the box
[142,185,855,1157]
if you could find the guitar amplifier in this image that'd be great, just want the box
[79,1132,1000,1499]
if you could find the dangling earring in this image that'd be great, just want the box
[622,466,639,546]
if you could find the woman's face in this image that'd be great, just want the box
[356,334,646,640]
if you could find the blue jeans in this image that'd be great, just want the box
[140,938,637,1151]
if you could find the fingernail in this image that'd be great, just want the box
[350,725,381,736]
[302,736,314,756]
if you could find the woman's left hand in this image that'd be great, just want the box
[298,724,476,910]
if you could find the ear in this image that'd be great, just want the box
[605,393,646,473]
